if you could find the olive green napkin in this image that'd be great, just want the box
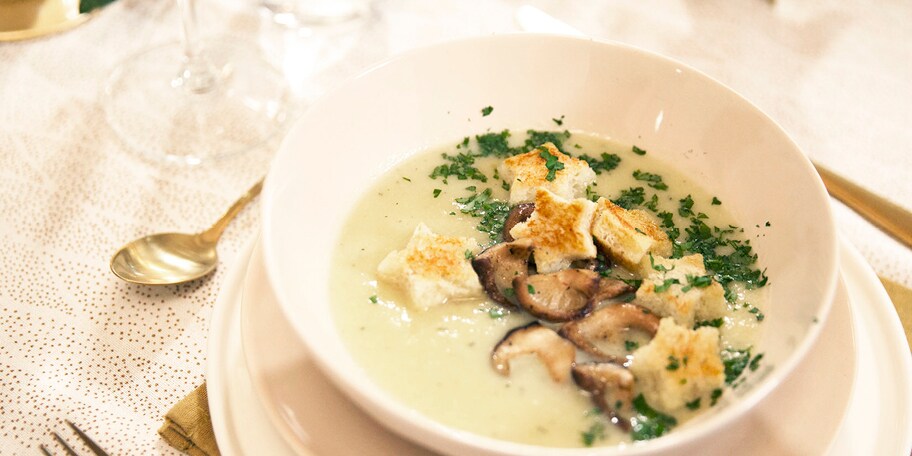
[881,277,912,351]
[159,384,220,456]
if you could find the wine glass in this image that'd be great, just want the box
[103,0,292,165]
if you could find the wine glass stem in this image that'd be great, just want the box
[175,0,217,94]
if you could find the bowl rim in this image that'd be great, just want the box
[261,32,840,454]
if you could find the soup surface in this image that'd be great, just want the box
[330,129,768,447]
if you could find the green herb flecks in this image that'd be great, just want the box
[694,318,724,329]
[676,217,769,293]
[579,152,621,174]
[454,188,511,241]
[665,355,681,371]
[488,307,507,319]
[368,295,378,304]
[630,394,677,441]
[581,421,606,447]
[585,184,600,202]
[653,278,680,293]
[711,197,722,205]
[678,195,695,217]
[553,115,565,126]
[432,188,442,198]
[722,348,752,385]
[523,130,571,153]
[749,353,764,372]
[710,388,723,406]
[481,106,493,116]
[681,274,713,292]
[611,187,646,210]
[430,152,488,183]
[632,145,647,155]
[685,398,701,410]
[625,340,639,351]
[475,130,515,158]
[527,284,536,294]
[633,170,668,190]
[539,148,565,181]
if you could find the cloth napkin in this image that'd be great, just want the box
[159,384,220,456]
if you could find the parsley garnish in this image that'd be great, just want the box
[429,152,487,183]
[475,130,515,158]
[630,394,677,441]
[749,353,764,371]
[632,145,647,155]
[523,130,571,153]
[685,398,701,410]
[722,348,752,384]
[678,195,695,217]
[527,284,536,294]
[625,340,639,351]
[581,422,605,447]
[665,355,681,371]
[681,274,713,292]
[464,249,475,260]
[432,188,442,198]
[711,196,722,205]
[481,106,493,116]
[488,307,506,319]
[539,148,565,181]
[632,170,668,190]
[694,318,724,329]
[585,184,600,202]
[368,295,378,304]
[454,188,511,241]
[710,388,723,406]
[611,187,646,210]
[552,115,565,126]
[578,152,621,174]
[653,278,680,293]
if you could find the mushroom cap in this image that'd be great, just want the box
[572,362,635,429]
[560,303,660,362]
[513,269,600,322]
[502,203,535,242]
[471,239,534,307]
[491,322,577,383]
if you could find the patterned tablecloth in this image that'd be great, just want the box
[1,0,909,453]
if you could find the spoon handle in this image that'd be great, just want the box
[814,161,912,250]
[201,178,264,243]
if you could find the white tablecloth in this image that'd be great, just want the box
[1,0,909,453]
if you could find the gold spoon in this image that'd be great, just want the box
[110,179,263,285]
[814,162,912,250]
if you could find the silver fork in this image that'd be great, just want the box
[38,420,110,456]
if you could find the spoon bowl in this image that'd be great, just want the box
[110,179,263,285]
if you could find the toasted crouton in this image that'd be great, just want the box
[590,198,672,276]
[629,318,725,414]
[508,188,597,273]
[499,143,596,204]
[635,254,728,328]
[377,223,483,310]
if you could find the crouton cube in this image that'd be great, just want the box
[377,223,483,310]
[635,254,728,328]
[629,318,725,414]
[509,188,597,273]
[499,142,596,204]
[591,198,672,277]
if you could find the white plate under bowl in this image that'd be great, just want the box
[261,34,839,454]
[208,237,912,455]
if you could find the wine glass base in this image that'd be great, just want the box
[103,39,293,165]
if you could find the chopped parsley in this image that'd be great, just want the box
[721,348,752,385]
[475,130,515,158]
[611,187,646,210]
[632,170,668,190]
[632,145,647,155]
[454,188,511,241]
[527,284,536,294]
[649,253,675,272]
[657,211,680,240]
[523,129,571,153]
[464,249,475,260]
[368,295,378,304]
[488,307,506,319]
[630,394,677,441]
[676,217,769,293]
[678,195,695,217]
[401,176,411,182]
[681,274,713,292]
[552,115,565,126]
[749,353,764,371]
[429,152,487,183]
[653,278,680,293]
[625,340,639,351]
[710,388,723,406]
[432,188,442,198]
[643,194,660,212]
[711,196,722,205]
[539,148,565,181]
[578,152,621,174]
[694,318,724,329]
[585,184,600,202]
[581,421,606,446]
[481,106,493,116]
[685,398,701,410]
[665,355,681,371]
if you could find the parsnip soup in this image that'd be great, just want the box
[330,127,769,448]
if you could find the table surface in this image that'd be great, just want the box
[1,0,910,453]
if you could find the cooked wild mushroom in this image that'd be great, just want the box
[491,322,576,382]
[572,362,635,429]
[559,303,660,362]
[472,239,534,306]
[502,203,535,242]
[513,269,600,322]
[591,277,634,304]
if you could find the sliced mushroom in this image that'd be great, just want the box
[559,303,660,362]
[491,322,576,382]
[572,362,635,429]
[472,239,534,306]
[513,269,600,322]
[591,277,634,304]
[502,203,535,242]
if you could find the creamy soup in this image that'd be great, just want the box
[330,130,768,447]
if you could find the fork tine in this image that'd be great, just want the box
[52,432,80,456]
[65,421,110,456]
[38,444,54,456]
